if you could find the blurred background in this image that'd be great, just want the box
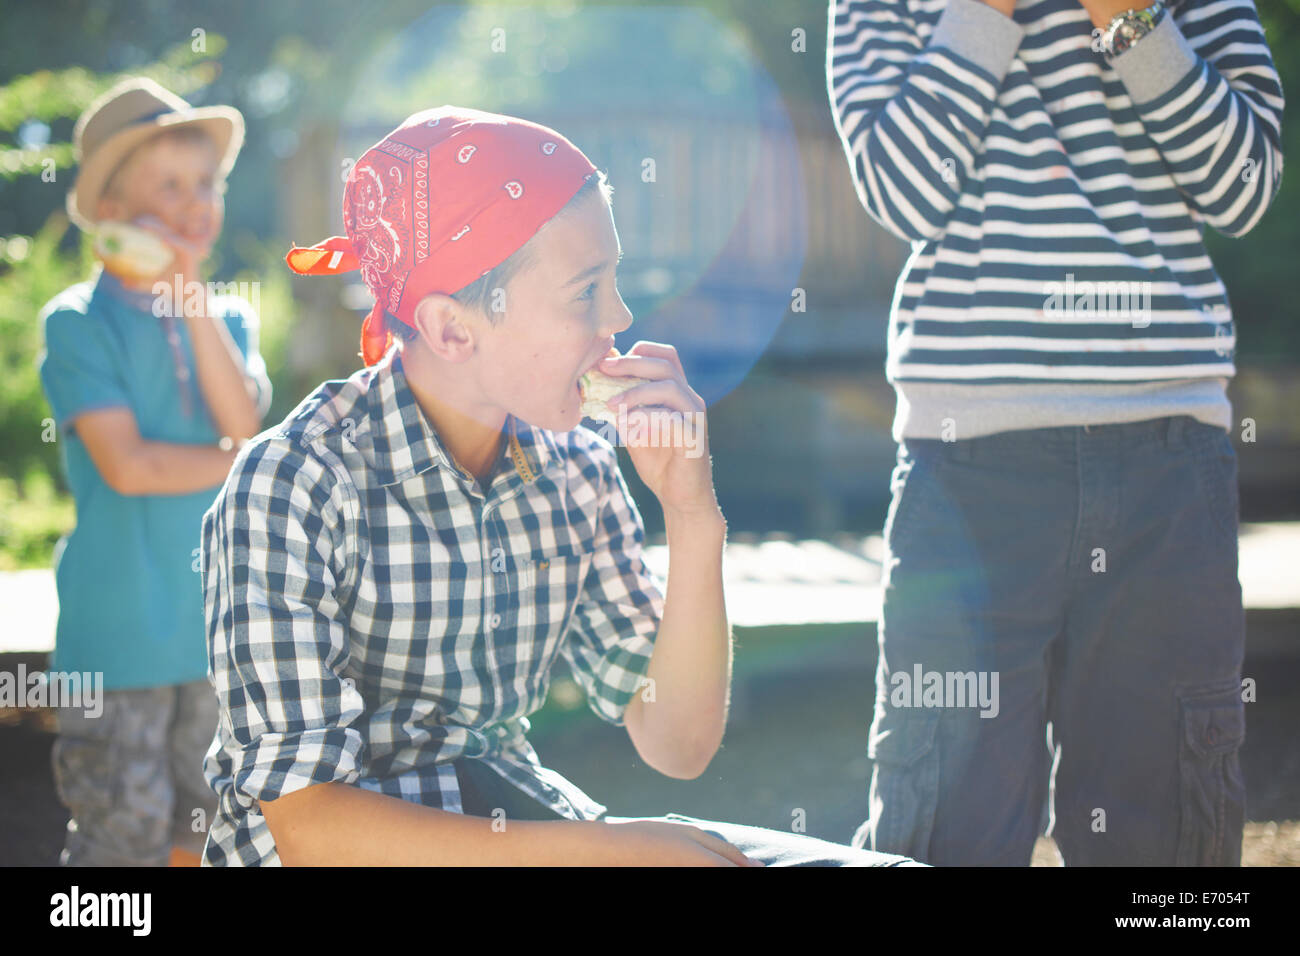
[1,0,1297,865]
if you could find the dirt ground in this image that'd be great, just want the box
[1032,825,1300,867]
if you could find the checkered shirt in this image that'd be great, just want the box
[199,347,664,865]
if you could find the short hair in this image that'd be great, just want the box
[102,125,220,200]
[385,168,615,344]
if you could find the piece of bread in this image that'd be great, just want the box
[579,367,652,427]
[93,221,174,284]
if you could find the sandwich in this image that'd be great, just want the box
[93,221,175,284]
[578,355,651,427]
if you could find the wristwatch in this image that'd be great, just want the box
[1100,1,1166,59]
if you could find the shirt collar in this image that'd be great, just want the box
[93,265,158,313]
[365,348,560,488]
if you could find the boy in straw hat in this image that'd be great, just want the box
[37,76,271,865]
[200,106,922,865]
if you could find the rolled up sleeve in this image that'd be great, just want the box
[202,438,364,807]
[560,446,665,726]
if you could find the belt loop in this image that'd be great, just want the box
[1166,416,1186,447]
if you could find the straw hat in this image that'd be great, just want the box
[66,76,244,231]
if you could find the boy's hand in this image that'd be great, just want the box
[603,819,763,866]
[596,342,719,521]
[135,215,213,285]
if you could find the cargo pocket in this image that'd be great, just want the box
[863,707,941,859]
[50,702,122,816]
[1176,683,1246,866]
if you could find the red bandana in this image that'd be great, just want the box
[286,106,597,364]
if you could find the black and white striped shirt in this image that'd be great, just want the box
[827,0,1284,385]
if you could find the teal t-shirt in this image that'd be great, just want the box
[37,267,271,690]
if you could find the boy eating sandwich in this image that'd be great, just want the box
[200,106,920,865]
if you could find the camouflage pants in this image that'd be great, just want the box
[51,678,219,866]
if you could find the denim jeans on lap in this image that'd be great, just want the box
[455,756,923,866]
[853,416,1246,866]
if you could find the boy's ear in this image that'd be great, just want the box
[411,293,478,363]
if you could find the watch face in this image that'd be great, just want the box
[1106,3,1162,57]
[1111,18,1149,55]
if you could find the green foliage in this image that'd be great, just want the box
[0,469,75,571]
[0,38,226,181]
[0,212,93,488]
[0,38,225,130]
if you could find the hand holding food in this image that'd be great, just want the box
[591,342,718,520]
[578,350,653,426]
[93,220,175,284]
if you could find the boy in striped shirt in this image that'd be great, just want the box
[828,0,1282,864]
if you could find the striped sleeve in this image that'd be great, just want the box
[826,0,1025,242]
[1109,0,1284,238]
